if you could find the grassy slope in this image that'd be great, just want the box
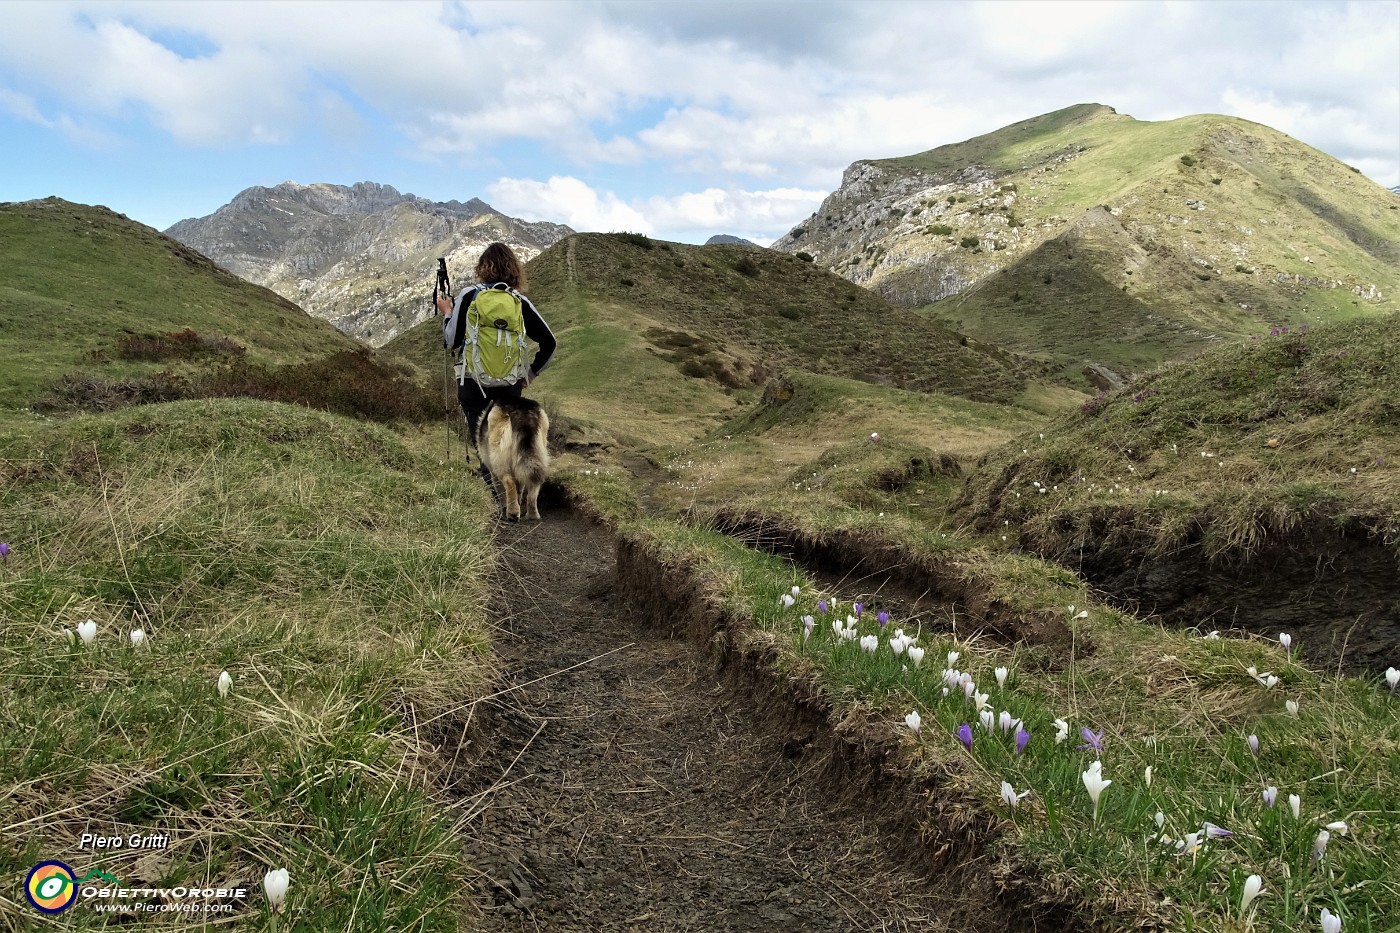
[603,507,1400,932]
[957,313,1400,555]
[386,232,1070,502]
[596,313,1400,931]
[6,184,1399,930]
[391,233,1042,403]
[870,106,1400,376]
[0,400,493,928]
[0,198,361,410]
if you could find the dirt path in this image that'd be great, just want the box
[455,506,976,933]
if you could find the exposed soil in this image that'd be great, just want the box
[1013,514,1400,675]
[450,501,1070,933]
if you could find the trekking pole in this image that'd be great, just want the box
[436,258,453,466]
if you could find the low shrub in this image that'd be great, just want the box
[733,256,761,278]
[114,328,246,362]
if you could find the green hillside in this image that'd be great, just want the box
[783,105,1400,384]
[6,194,1400,931]
[0,198,360,410]
[955,312,1400,671]
[930,109,1400,373]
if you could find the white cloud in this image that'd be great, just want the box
[486,175,827,243]
[642,186,828,243]
[0,86,48,125]
[487,175,650,233]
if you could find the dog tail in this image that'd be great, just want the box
[509,404,550,487]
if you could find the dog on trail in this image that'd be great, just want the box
[476,398,551,521]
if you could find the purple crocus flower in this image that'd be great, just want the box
[957,723,974,752]
[817,600,828,615]
[0,542,8,561]
[1203,821,1233,839]
[853,602,864,617]
[1077,727,1104,755]
[1247,734,1260,757]
[1015,725,1030,756]
[877,610,890,628]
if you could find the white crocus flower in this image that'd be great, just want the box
[994,666,1009,689]
[1000,781,1030,808]
[791,585,800,597]
[1313,829,1331,861]
[1289,793,1302,820]
[1240,874,1263,915]
[780,594,795,608]
[907,645,925,667]
[263,868,289,914]
[129,628,146,647]
[1320,907,1342,933]
[1081,760,1111,821]
[1325,820,1348,835]
[217,671,232,699]
[1144,766,1153,788]
[979,709,995,733]
[947,650,961,668]
[1386,667,1399,690]
[974,691,990,712]
[1053,718,1069,744]
[1286,699,1299,717]
[76,620,97,645]
[904,710,922,735]
[1262,786,1278,808]
[859,634,879,653]
[1204,630,1221,640]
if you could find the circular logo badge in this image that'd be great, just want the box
[26,861,78,914]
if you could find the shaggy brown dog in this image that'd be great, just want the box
[476,398,550,520]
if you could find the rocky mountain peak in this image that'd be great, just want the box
[167,181,573,346]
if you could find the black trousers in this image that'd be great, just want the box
[458,379,523,452]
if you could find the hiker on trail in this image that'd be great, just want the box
[438,241,557,473]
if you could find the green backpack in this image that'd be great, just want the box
[456,284,530,388]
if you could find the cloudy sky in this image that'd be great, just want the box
[1,0,1396,245]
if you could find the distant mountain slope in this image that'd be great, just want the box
[0,197,358,408]
[167,181,573,346]
[773,104,1400,380]
[705,234,760,246]
[391,232,1043,407]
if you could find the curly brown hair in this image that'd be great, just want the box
[475,242,526,292]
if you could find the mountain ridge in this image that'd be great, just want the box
[771,104,1400,381]
[167,181,573,346]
